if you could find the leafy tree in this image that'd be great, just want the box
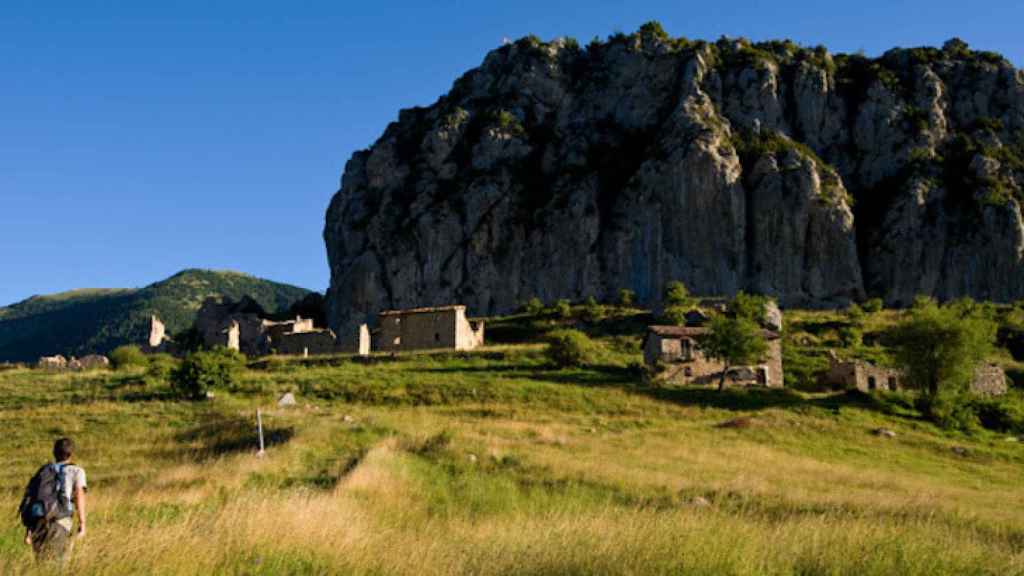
[699,315,768,391]
[170,347,246,400]
[664,281,694,308]
[545,329,599,368]
[891,298,996,397]
[662,306,689,326]
[523,297,545,316]
[617,289,636,308]
[731,292,769,323]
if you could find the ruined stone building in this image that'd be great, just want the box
[643,326,784,388]
[192,296,369,357]
[374,305,485,352]
[820,350,1008,396]
[819,352,902,392]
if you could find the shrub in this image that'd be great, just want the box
[109,345,148,370]
[915,394,981,433]
[862,298,884,313]
[970,394,1024,434]
[170,347,246,400]
[545,329,599,368]
[838,325,863,348]
[617,288,636,307]
[582,296,605,323]
[523,297,545,316]
[552,299,572,320]
[146,353,177,381]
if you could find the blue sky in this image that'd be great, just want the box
[2,1,1022,306]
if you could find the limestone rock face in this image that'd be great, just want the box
[325,32,1024,331]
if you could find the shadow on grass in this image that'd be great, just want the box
[174,415,294,460]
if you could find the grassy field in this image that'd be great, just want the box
[1,308,1023,575]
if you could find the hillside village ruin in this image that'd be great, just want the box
[144,297,484,358]
[27,292,1010,397]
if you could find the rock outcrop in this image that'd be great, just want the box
[325,28,1024,333]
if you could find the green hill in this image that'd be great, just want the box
[0,269,312,362]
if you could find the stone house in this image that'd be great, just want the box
[642,325,784,388]
[375,305,485,352]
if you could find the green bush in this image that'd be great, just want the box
[523,297,545,316]
[617,289,635,307]
[146,353,178,381]
[582,296,605,323]
[915,394,981,433]
[544,329,599,368]
[170,347,246,400]
[109,345,148,370]
[970,394,1024,434]
[552,299,572,320]
[862,298,884,313]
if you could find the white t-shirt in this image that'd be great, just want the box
[54,463,86,531]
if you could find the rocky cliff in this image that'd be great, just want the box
[325,25,1024,333]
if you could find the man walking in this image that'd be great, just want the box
[20,437,87,565]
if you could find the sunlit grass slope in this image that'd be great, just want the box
[0,307,1022,575]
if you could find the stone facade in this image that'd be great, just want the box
[971,364,1008,396]
[375,305,485,352]
[275,330,341,356]
[37,355,68,371]
[642,326,783,388]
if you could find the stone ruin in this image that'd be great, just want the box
[642,300,784,388]
[820,350,1008,396]
[192,296,369,358]
[373,305,485,352]
[36,354,110,372]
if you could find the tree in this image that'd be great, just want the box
[891,298,996,397]
[699,315,768,391]
[664,281,694,308]
[731,291,769,323]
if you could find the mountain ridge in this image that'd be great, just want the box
[0,269,311,362]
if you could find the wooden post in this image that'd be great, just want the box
[256,409,266,457]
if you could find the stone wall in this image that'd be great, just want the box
[971,365,1008,396]
[275,330,340,356]
[820,354,902,392]
[376,306,483,352]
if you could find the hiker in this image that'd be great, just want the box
[19,437,87,565]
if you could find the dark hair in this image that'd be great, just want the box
[53,438,75,462]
